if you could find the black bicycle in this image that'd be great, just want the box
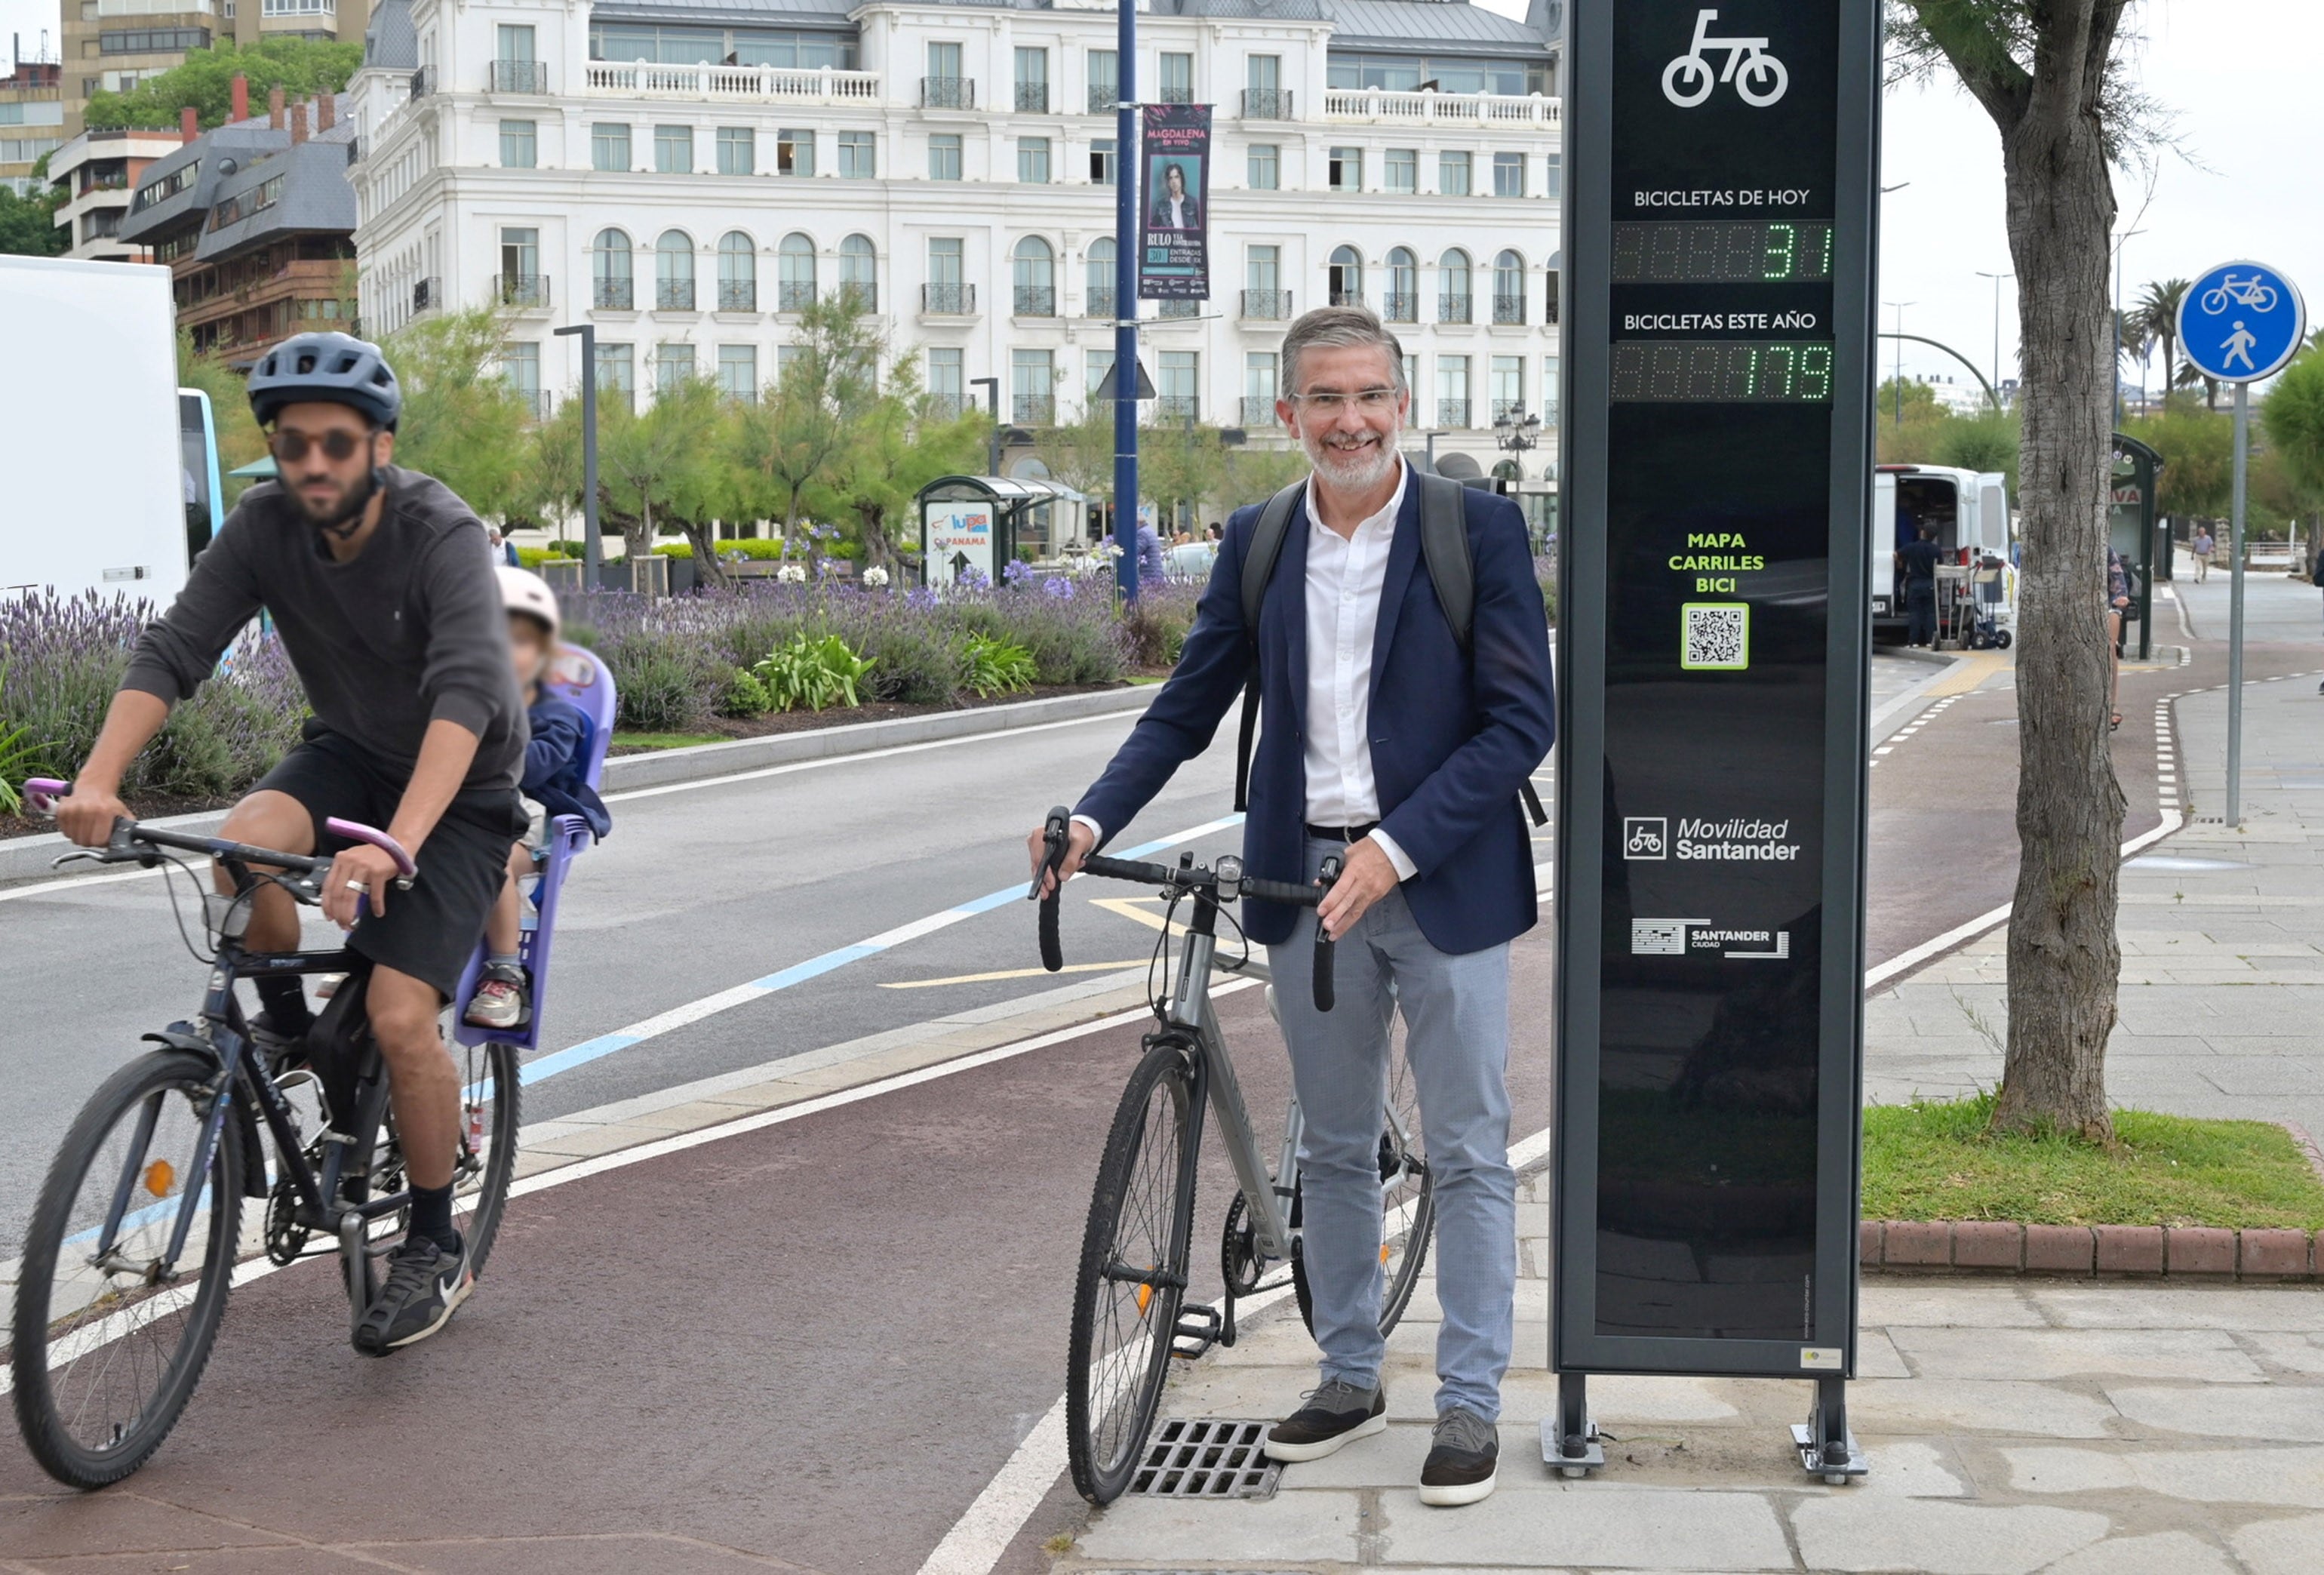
[1034,810,1434,1503]
[7,783,520,1488]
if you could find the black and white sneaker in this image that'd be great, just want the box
[352,1235,472,1356]
[1418,1407,1499,1506]
[1264,1379,1387,1463]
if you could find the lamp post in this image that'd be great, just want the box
[1883,301,1914,427]
[551,322,599,589]
[970,376,1001,475]
[1111,0,1141,601]
[1973,269,2011,413]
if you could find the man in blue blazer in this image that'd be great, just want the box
[1028,306,1554,1506]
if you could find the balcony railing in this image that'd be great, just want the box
[492,272,550,309]
[656,278,696,311]
[832,281,878,312]
[1492,293,1526,325]
[718,278,756,312]
[1380,291,1416,323]
[1158,83,1194,106]
[411,276,440,313]
[594,275,634,310]
[1013,284,1056,318]
[1440,293,1473,324]
[921,75,975,109]
[922,282,975,314]
[1156,395,1199,422]
[1157,298,1200,319]
[1328,289,1363,309]
[1240,395,1280,425]
[927,392,967,420]
[1015,81,1049,112]
[1087,84,1118,114]
[1323,88,1561,128]
[1492,399,1527,423]
[1240,88,1292,119]
[1437,398,1471,428]
[409,66,433,99]
[583,62,881,104]
[1240,288,1293,321]
[778,280,815,312]
[490,60,547,94]
[1013,394,1056,424]
[1085,285,1116,318]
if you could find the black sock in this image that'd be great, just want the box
[409,1183,460,1254]
[255,977,312,1036]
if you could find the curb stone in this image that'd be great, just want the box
[1863,1219,2316,1281]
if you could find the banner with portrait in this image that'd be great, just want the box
[1138,103,1210,300]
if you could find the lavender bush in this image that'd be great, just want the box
[0,590,306,804]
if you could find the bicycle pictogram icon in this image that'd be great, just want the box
[2200,272,2281,316]
[1662,8,1790,107]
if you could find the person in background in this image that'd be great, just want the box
[486,526,520,568]
[1136,518,1169,584]
[1896,524,1941,648]
[2193,526,2215,583]
[2107,547,2132,731]
[1207,522,1224,543]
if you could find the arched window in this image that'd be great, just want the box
[778,232,816,310]
[1385,247,1417,322]
[592,227,633,310]
[717,232,755,312]
[837,233,877,311]
[654,230,695,311]
[1439,248,1472,323]
[1493,249,1526,323]
[1086,237,1116,318]
[1328,245,1362,306]
[1013,235,1056,317]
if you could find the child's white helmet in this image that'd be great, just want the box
[496,562,560,641]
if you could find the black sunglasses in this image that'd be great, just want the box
[269,428,370,464]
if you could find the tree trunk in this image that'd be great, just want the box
[1994,40,2126,1140]
[681,521,731,589]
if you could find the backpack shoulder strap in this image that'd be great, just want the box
[1233,480,1307,814]
[1416,470,1474,651]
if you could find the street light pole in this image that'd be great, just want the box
[1883,301,1914,427]
[551,322,599,590]
[970,376,1001,474]
[1111,0,1141,602]
[1973,269,2010,412]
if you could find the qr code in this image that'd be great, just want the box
[1681,603,1750,671]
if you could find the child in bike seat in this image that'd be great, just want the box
[465,566,611,1029]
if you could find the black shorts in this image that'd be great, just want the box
[252,724,527,1001]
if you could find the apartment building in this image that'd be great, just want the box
[349,0,1564,491]
[2,57,65,196]
[47,122,183,256]
[60,0,374,138]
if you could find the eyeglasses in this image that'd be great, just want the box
[269,428,369,464]
[1290,388,1399,414]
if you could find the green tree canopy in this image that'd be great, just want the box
[85,38,361,132]
[0,180,66,257]
[727,289,883,537]
[2261,343,2324,500]
[2126,401,2232,521]
[383,308,536,520]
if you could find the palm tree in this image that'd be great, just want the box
[2114,310,2151,413]
[2138,278,2190,402]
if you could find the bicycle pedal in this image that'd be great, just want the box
[1172,1303,1225,1359]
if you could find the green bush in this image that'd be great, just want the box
[961,634,1037,698]
[753,633,876,712]
[715,666,772,717]
[604,629,723,731]
[517,546,577,570]
[655,538,791,561]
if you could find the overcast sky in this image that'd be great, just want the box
[7,0,2313,398]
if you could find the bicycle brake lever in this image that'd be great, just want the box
[1036,805,1070,973]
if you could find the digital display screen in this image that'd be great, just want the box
[1612,221,1834,283]
[1612,340,1836,404]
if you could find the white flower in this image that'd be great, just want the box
[776,563,808,583]
[862,565,891,588]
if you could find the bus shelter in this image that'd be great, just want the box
[916,475,1086,586]
[2110,432,2164,660]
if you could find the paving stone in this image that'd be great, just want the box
[2230,1512,2324,1575]
[1886,1327,2264,1383]
[1846,1379,2120,1438]
[2107,1385,2324,1443]
[1951,1222,2022,1270]
[2244,1332,2324,1374]
[1376,1486,1792,1570]
[2166,1226,2238,1276]
[2241,1229,2316,1278]
[1073,1490,1366,1563]
[1790,1496,2109,1575]
[1858,1282,2046,1328]
[2039,1530,2237,1575]
[1582,1374,1743,1424]
[1854,1329,1911,1380]
[1268,1420,1544,1490]
[1852,1438,1970,1498]
[2028,1284,2324,1331]
[2094,1226,2166,1274]
[1885,1220,1950,1267]
[2023,1225,2095,1275]
[1860,1220,1883,1269]
[1997,1446,2134,1495]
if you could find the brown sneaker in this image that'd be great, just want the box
[1263,1379,1387,1463]
[1418,1407,1499,1506]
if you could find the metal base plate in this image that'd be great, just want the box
[1792,1422,1869,1484]
[1131,1418,1282,1500]
[1537,1417,1606,1478]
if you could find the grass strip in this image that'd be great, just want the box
[610,731,726,752]
[1863,1092,2324,1229]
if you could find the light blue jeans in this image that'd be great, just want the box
[1268,836,1517,1421]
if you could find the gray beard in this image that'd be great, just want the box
[1305,431,1400,492]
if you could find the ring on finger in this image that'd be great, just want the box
[345,878,368,892]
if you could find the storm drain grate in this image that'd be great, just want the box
[1129,1417,1282,1499]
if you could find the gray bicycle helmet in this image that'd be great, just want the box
[247,331,402,431]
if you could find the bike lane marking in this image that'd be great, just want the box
[516,812,1248,1087]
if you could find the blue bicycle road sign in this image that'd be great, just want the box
[2179,261,2307,384]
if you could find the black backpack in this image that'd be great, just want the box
[1230,471,1548,828]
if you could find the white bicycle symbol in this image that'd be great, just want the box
[2200,272,2280,315]
[1662,8,1790,108]
[1627,823,1664,856]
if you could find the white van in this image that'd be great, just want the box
[1871,463,2012,642]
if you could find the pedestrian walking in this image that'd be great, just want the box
[1135,518,1168,584]
[1028,305,1555,1506]
[1896,524,1941,648]
[2107,546,2132,730]
[2193,526,2214,583]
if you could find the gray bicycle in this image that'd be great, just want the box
[1034,810,1436,1504]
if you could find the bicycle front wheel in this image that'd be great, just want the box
[1065,1036,1203,1505]
[10,1051,247,1488]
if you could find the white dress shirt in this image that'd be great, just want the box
[1075,460,1417,881]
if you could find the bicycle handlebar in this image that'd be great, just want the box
[1032,807,1339,1012]
[21,779,411,893]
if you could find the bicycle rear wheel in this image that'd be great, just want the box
[1293,1047,1435,1340]
[346,1037,520,1306]
[1065,1035,1204,1505]
[10,1051,247,1488]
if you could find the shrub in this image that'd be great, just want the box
[961,634,1037,697]
[753,632,876,712]
[1120,579,1203,669]
[516,546,577,570]
[715,666,772,717]
[1533,555,1559,623]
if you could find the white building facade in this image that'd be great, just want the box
[349,0,1563,494]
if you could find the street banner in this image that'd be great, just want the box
[1138,104,1210,300]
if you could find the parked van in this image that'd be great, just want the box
[1871,463,2012,642]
